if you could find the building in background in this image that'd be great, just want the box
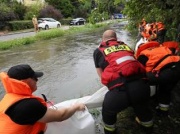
[16,0,44,6]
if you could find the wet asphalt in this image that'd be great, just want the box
[0,26,70,42]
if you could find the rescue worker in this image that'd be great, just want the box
[93,30,153,134]
[135,41,179,58]
[0,64,85,134]
[139,18,147,32]
[155,22,166,44]
[140,24,152,41]
[32,15,39,33]
[148,23,158,41]
[137,18,147,41]
[136,42,180,117]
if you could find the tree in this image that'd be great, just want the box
[45,0,74,18]
[39,5,63,20]
[12,1,26,20]
[114,0,180,40]
[0,2,17,21]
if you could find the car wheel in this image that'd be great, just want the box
[77,22,79,25]
[57,24,60,28]
[45,25,49,30]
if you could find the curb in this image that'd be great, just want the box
[0,30,34,37]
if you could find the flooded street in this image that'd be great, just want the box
[0,21,135,104]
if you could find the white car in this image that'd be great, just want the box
[38,18,61,30]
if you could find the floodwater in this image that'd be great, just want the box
[0,21,135,103]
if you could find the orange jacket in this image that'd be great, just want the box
[0,72,47,134]
[135,41,160,58]
[141,24,152,39]
[162,41,179,54]
[138,46,180,72]
[156,22,165,31]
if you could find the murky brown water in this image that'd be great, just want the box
[0,21,135,103]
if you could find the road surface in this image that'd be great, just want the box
[0,20,116,42]
[0,26,70,42]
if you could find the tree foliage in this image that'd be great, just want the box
[12,1,26,20]
[0,2,17,21]
[114,0,180,40]
[45,0,74,18]
[39,5,63,20]
[24,3,44,20]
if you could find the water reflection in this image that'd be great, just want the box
[0,22,135,103]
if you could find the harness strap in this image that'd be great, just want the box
[41,94,47,102]
[107,74,145,89]
[152,54,171,71]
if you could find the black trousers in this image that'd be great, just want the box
[102,79,152,125]
[147,62,180,105]
[157,29,166,44]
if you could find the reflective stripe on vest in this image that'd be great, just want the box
[116,56,135,64]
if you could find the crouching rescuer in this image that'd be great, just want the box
[93,30,153,134]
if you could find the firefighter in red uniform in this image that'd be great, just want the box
[93,30,153,134]
[137,42,180,117]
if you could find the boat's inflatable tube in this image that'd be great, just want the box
[45,85,156,134]
[45,86,108,134]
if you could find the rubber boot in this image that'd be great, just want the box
[156,108,169,117]
[104,128,117,134]
[135,117,153,134]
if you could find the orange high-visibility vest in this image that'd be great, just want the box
[162,41,179,54]
[135,41,160,58]
[0,72,47,134]
[138,46,180,72]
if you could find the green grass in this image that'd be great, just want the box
[0,23,109,50]
[0,37,36,50]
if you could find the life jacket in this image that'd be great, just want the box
[135,41,160,58]
[141,18,147,27]
[148,23,157,41]
[0,72,47,134]
[99,40,145,90]
[138,46,180,73]
[138,19,147,32]
[162,41,179,55]
[141,24,152,39]
[156,22,165,32]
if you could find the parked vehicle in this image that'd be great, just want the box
[69,18,86,25]
[38,18,61,30]
[113,14,124,19]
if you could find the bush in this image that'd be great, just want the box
[39,5,63,20]
[0,2,17,21]
[8,20,33,31]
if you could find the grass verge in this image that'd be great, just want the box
[0,23,109,50]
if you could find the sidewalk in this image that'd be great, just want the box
[0,28,34,36]
[0,26,70,41]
